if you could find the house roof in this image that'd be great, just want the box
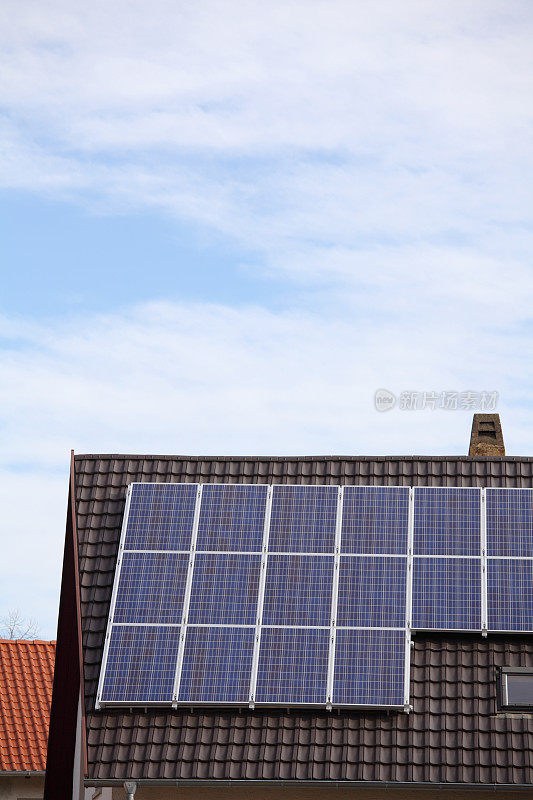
[66,452,533,787]
[0,639,55,773]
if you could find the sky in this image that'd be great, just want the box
[1,0,533,638]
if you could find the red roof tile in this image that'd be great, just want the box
[0,639,55,772]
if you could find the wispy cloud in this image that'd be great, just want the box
[1,1,532,266]
[1,1,533,635]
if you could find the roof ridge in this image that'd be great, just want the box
[73,453,533,461]
[0,639,56,645]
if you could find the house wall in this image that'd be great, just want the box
[0,775,45,800]
[106,784,533,800]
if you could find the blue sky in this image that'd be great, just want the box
[1,0,533,638]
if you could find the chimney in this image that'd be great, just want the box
[468,413,505,456]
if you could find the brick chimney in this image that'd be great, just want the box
[468,413,505,456]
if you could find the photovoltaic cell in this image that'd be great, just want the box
[255,628,329,704]
[187,553,261,625]
[268,485,337,553]
[262,555,334,626]
[178,626,255,703]
[341,486,409,554]
[413,488,481,556]
[100,625,180,703]
[333,629,405,706]
[412,557,482,630]
[336,556,407,628]
[487,489,533,557]
[487,559,533,631]
[113,552,189,624]
[196,484,268,552]
[123,483,197,551]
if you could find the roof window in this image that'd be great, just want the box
[501,668,533,709]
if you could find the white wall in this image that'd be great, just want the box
[0,775,44,800]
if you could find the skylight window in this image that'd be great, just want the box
[501,668,533,709]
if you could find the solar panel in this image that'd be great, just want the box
[100,625,181,703]
[268,485,337,553]
[413,488,481,556]
[487,489,533,557]
[333,629,405,706]
[411,557,482,630]
[187,553,261,625]
[341,486,409,554]
[104,480,533,709]
[178,626,255,703]
[255,628,329,704]
[123,483,198,551]
[196,484,268,551]
[262,555,334,626]
[487,559,533,631]
[336,556,407,628]
[113,552,189,625]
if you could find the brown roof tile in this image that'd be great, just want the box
[75,454,533,785]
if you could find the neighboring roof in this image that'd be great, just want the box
[0,639,55,773]
[70,453,533,786]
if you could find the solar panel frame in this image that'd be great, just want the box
[336,555,408,629]
[249,484,273,705]
[413,487,482,557]
[404,486,414,707]
[411,556,482,631]
[187,552,262,626]
[487,557,533,632]
[261,553,335,627]
[195,483,269,552]
[326,485,343,706]
[481,488,488,634]
[332,628,406,707]
[268,484,338,553]
[486,488,533,558]
[112,551,190,625]
[123,482,198,551]
[177,625,256,704]
[96,482,137,707]
[100,624,182,704]
[341,486,410,555]
[254,627,330,705]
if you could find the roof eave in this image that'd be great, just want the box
[85,778,533,791]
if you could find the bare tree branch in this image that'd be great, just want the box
[0,609,40,640]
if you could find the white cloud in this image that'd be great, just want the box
[1,297,532,636]
[0,0,532,266]
[1,1,533,636]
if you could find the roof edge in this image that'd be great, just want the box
[44,452,85,800]
[73,453,532,462]
[1,771,46,777]
[86,778,533,791]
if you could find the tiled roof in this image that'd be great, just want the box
[75,454,533,785]
[0,639,55,772]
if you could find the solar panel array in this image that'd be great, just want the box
[99,483,410,708]
[98,483,533,710]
